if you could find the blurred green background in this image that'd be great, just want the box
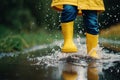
[0,0,120,52]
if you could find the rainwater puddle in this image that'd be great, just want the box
[0,39,120,80]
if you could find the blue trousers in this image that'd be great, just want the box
[61,5,99,35]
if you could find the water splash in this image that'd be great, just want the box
[28,38,120,70]
[0,37,120,68]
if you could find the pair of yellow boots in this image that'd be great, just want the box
[61,21,99,59]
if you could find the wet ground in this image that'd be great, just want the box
[0,39,120,80]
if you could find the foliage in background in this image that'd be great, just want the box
[0,0,61,32]
[99,0,120,29]
[100,24,120,40]
[100,24,120,52]
[0,26,62,52]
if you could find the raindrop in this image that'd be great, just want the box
[46,3,48,6]
[116,5,119,7]
[99,23,101,26]
[105,22,108,25]
[32,22,35,25]
[49,29,51,31]
[108,8,111,10]
[45,19,47,22]
[46,15,49,17]
[110,69,113,72]
[79,30,82,34]
[58,15,61,18]
[45,27,47,30]
[116,18,119,21]
[114,15,117,18]
[110,15,112,17]
[38,7,41,10]
[47,24,50,27]
[53,23,56,26]
[117,69,119,73]
[47,8,50,11]
[77,24,80,27]
[55,35,58,38]
[106,13,109,16]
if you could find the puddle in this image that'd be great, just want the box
[0,38,120,80]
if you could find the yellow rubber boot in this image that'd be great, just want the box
[61,21,78,53]
[62,71,78,80]
[86,33,99,59]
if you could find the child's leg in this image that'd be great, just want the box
[61,5,78,23]
[61,5,78,53]
[82,10,99,35]
[82,10,99,58]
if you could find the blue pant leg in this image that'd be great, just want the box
[61,5,78,23]
[82,10,99,35]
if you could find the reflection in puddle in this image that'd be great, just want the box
[0,39,120,80]
[62,71,78,80]
[27,46,120,80]
[61,62,99,80]
[87,62,99,80]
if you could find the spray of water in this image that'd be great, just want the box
[28,37,120,70]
